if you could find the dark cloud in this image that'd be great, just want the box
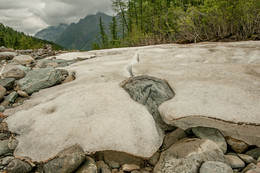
[0,0,113,35]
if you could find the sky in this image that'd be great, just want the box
[0,0,114,35]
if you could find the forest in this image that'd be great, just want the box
[0,23,64,50]
[95,0,260,49]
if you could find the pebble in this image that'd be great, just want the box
[122,164,140,172]
[1,156,14,165]
[225,154,245,169]
[238,153,255,164]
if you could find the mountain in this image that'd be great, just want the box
[0,23,64,50]
[35,12,112,51]
[35,23,69,42]
[55,12,112,50]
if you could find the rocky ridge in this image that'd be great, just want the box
[0,41,259,172]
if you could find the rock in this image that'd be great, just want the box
[199,161,233,173]
[5,159,32,173]
[61,72,76,84]
[35,61,47,68]
[17,90,29,98]
[1,65,26,79]
[226,137,249,153]
[225,154,245,169]
[245,163,260,173]
[17,68,63,94]
[238,154,255,164]
[75,156,97,173]
[122,164,140,172]
[257,157,260,162]
[148,152,160,166]
[121,75,175,131]
[153,138,227,173]
[0,52,16,60]
[161,128,186,150]
[192,127,227,153]
[131,171,141,173]
[246,148,260,159]
[103,151,143,166]
[0,78,15,90]
[13,55,35,65]
[0,105,5,112]
[107,161,120,169]
[2,156,14,165]
[1,101,10,107]
[0,85,6,100]
[0,140,12,156]
[9,138,19,150]
[16,65,31,74]
[43,145,85,173]
[5,92,18,103]
[241,163,256,173]
[96,161,110,173]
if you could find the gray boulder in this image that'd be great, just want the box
[17,68,63,94]
[225,154,245,169]
[192,127,227,153]
[161,128,186,150]
[75,156,97,173]
[200,161,233,173]
[0,78,15,90]
[246,148,260,159]
[0,140,12,156]
[153,138,227,173]
[103,151,143,166]
[5,91,18,103]
[43,145,85,173]
[0,52,16,60]
[0,85,6,100]
[1,65,26,79]
[121,75,175,131]
[13,55,35,65]
[5,159,32,173]
[226,137,249,153]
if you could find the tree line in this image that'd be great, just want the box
[0,23,64,50]
[94,0,260,49]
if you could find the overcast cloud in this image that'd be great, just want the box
[0,0,113,35]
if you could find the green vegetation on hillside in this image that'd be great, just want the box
[95,0,260,49]
[0,23,65,50]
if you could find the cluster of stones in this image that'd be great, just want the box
[0,46,80,112]
[0,125,259,173]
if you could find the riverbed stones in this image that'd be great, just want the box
[1,65,25,79]
[192,127,227,154]
[199,161,233,173]
[0,85,6,100]
[43,145,85,173]
[75,156,97,173]
[5,159,32,173]
[246,148,260,159]
[226,137,249,153]
[0,78,15,90]
[153,138,227,173]
[225,154,245,169]
[238,154,255,164]
[0,52,16,60]
[161,128,186,150]
[5,91,18,103]
[103,151,143,166]
[122,164,140,172]
[0,140,12,156]
[17,68,63,94]
[13,55,35,66]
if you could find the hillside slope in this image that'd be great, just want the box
[35,23,69,42]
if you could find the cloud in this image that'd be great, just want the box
[0,0,113,35]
